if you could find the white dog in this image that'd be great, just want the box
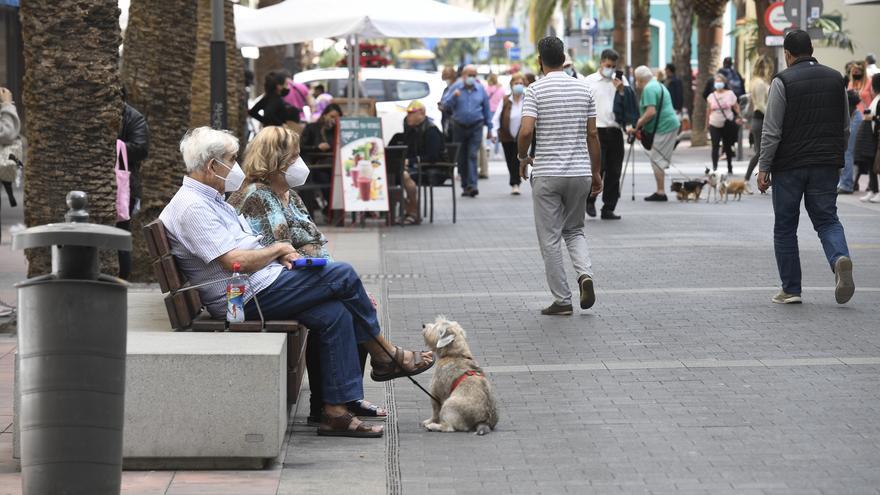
[421,316,498,435]
[704,169,725,203]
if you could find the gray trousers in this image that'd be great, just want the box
[531,175,594,305]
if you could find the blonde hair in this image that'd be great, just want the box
[242,126,300,183]
[752,56,774,81]
[487,73,499,86]
[509,73,526,87]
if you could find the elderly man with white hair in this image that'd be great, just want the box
[159,126,434,438]
[629,65,680,201]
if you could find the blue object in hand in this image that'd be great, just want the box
[292,257,328,269]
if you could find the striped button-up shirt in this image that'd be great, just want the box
[159,176,283,318]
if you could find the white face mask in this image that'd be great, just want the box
[214,159,245,192]
[714,81,725,90]
[601,67,614,79]
[285,156,310,188]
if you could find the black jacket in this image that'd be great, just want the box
[402,118,447,168]
[249,94,299,126]
[119,103,149,200]
[772,57,847,172]
[665,76,684,111]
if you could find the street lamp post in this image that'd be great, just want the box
[210,0,227,130]
[625,0,632,67]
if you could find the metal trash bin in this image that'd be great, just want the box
[12,191,131,495]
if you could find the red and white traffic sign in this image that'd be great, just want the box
[765,1,794,36]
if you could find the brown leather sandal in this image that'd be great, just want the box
[370,346,434,382]
[317,412,383,438]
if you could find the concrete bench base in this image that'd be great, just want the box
[16,331,288,470]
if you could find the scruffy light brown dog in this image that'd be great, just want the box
[421,316,498,435]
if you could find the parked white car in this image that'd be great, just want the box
[293,68,446,143]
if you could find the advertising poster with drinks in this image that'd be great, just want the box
[336,117,389,212]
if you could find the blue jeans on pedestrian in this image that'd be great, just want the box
[454,122,483,190]
[772,166,850,295]
[243,262,379,405]
[839,110,862,192]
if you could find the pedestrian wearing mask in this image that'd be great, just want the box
[706,74,742,174]
[299,103,343,218]
[517,36,602,316]
[584,49,637,220]
[757,30,854,305]
[248,70,300,128]
[491,74,527,195]
[440,65,492,197]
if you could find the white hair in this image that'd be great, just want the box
[634,65,654,82]
[179,126,240,173]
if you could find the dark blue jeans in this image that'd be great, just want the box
[244,262,379,405]
[772,166,850,295]
[454,122,484,190]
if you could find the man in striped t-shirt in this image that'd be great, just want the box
[517,36,603,316]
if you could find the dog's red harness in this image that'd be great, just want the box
[450,370,485,394]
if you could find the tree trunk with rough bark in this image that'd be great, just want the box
[190,0,246,144]
[692,0,726,147]
[754,0,775,64]
[254,0,287,89]
[671,0,695,114]
[121,0,198,281]
[20,0,122,276]
[612,0,626,64]
[630,0,651,68]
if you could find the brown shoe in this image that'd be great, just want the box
[541,302,573,316]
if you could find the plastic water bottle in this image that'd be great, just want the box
[226,262,246,323]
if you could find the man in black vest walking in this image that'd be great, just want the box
[757,30,854,305]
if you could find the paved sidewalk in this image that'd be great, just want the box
[1,142,879,494]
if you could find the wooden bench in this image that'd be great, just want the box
[142,219,309,407]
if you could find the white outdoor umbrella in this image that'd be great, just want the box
[234,0,496,47]
[234,0,496,106]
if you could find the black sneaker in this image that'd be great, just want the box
[461,187,474,197]
[586,201,597,218]
[600,211,621,220]
[471,188,479,197]
[540,302,573,316]
[644,193,668,202]
[578,274,596,309]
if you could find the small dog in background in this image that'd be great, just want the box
[421,316,498,435]
[671,180,706,202]
[704,169,725,203]
[720,178,747,202]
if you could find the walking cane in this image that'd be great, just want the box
[619,133,637,201]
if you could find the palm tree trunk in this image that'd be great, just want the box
[190,0,246,143]
[671,0,694,113]
[612,0,626,64]
[121,0,198,281]
[692,1,726,147]
[754,0,775,63]
[20,0,122,276]
[630,0,651,67]
[254,0,287,90]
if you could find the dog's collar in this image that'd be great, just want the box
[450,370,485,394]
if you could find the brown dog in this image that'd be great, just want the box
[720,179,747,202]
[421,316,498,435]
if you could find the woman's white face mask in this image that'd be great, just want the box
[285,156,310,188]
